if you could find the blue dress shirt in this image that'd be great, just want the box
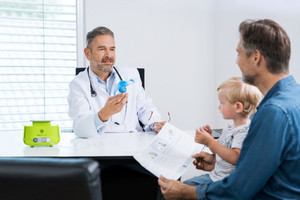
[198,75,300,199]
[92,68,116,129]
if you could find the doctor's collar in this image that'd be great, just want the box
[89,66,116,84]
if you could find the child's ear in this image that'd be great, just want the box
[235,102,244,113]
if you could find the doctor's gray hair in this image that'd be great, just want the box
[86,26,114,49]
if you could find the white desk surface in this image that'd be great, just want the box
[0,132,160,157]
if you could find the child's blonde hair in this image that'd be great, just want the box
[217,77,261,117]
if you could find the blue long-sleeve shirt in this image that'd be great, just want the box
[198,75,300,199]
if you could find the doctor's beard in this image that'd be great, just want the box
[91,58,114,73]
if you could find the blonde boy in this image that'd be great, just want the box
[185,77,261,186]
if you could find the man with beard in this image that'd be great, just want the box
[68,26,166,137]
[158,19,300,199]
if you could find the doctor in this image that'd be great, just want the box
[68,26,165,137]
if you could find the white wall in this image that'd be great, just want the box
[83,0,300,130]
[84,0,217,131]
[214,0,300,128]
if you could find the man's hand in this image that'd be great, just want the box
[98,93,128,121]
[192,151,216,171]
[158,176,197,200]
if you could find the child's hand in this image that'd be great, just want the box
[195,127,214,146]
[202,125,212,135]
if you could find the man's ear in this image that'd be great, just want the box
[253,49,262,66]
[84,47,91,61]
[235,102,244,113]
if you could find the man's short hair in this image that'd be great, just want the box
[239,19,290,74]
[86,26,114,48]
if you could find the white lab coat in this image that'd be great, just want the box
[68,66,161,138]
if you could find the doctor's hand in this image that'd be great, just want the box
[98,93,128,122]
[153,121,167,133]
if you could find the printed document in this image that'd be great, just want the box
[133,123,203,180]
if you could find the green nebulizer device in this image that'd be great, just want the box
[24,120,60,147]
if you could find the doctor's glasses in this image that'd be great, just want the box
[109,103,128,127]
[110,109,171,130]
[148,111,171,122]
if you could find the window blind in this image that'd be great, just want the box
[0,0,77,133]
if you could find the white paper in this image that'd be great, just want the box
[133,123,203,180]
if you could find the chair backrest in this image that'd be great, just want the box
[76,67,145,89]
[0,157,102,200]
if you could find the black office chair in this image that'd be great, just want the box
[75,67,145,89]
[0,157,102,200]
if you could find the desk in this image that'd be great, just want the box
[0,131,157,157]
[0,131,159,200]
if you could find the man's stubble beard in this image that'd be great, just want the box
[242,74,256,86]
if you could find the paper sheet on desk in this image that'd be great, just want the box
[133,122,203,180]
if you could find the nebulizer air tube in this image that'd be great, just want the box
[113,79,135,95]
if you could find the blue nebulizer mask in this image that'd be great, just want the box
[114,79,135,95]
